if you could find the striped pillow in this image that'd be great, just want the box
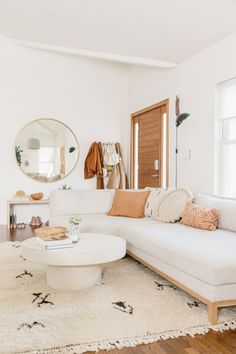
[180,202,218,231]
[144,188,166,217]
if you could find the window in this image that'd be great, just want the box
[39,147,55,177]
[216,79,236,197]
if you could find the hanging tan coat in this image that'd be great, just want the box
[107,143,129,189]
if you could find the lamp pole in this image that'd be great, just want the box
[175,126,178,188]
[175,112,190,188]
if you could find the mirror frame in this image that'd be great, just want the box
[15,118,80,183]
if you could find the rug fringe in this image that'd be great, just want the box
[25,318,236,354]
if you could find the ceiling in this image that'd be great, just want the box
[1,0,236,67]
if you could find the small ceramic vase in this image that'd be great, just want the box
[69,224,80,243]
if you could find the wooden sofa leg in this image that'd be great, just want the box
[208,303,218,325]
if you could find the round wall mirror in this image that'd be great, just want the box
[15,119,79,183]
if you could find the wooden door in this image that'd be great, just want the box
[131,100,169,189]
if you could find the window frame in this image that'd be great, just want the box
[216,101,236,197]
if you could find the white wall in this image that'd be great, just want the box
[0,35,128,224]
[127,32,236,194]
[2,30,236,225]
[127,66,176,186]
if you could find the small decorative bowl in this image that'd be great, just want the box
[30,193,43,200]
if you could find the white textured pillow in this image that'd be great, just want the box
[154,188,193,223]
[144,188,165,217]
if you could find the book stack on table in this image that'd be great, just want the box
[34,227,73,250]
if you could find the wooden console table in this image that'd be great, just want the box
[7,199,50,228]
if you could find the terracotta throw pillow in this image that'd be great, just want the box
[107,190,150,218]
[180,202,218,231]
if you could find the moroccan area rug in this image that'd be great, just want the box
[0,242,236,354]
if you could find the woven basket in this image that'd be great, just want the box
[35,227,67,237]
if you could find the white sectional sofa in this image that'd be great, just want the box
[49,189,236,324]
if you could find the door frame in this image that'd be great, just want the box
[130,99,169,189]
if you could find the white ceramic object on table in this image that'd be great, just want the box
[68,225,80,243]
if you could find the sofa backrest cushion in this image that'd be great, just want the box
[194,193,236,232]
[50,190,115,217]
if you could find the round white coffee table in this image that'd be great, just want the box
[21,233,126,290]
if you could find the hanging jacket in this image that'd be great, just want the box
[102,143,120,166]
[84,142,104,189]
[107,143,129,189]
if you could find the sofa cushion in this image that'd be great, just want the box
[194,194,236,232]
[53,212,236,287]
[51,213,123,235]
[154,188,193,223]
[49,190,114,216]
[180,202,218,231]
[116,218,236,286]
[107,190,150,218]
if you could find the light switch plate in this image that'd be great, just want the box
[183,149,191,160]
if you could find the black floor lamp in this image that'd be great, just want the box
[175,112,190,188]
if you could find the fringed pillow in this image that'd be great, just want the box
[154,188,193,223]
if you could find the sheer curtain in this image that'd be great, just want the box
[216,78,236,197]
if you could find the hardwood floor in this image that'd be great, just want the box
[1,225,236,354]
[0,224,36,242]
[85,330,236,354]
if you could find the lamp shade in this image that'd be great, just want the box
[27,138,40,150]
[69,146,76,153]
[176,113,190,127]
